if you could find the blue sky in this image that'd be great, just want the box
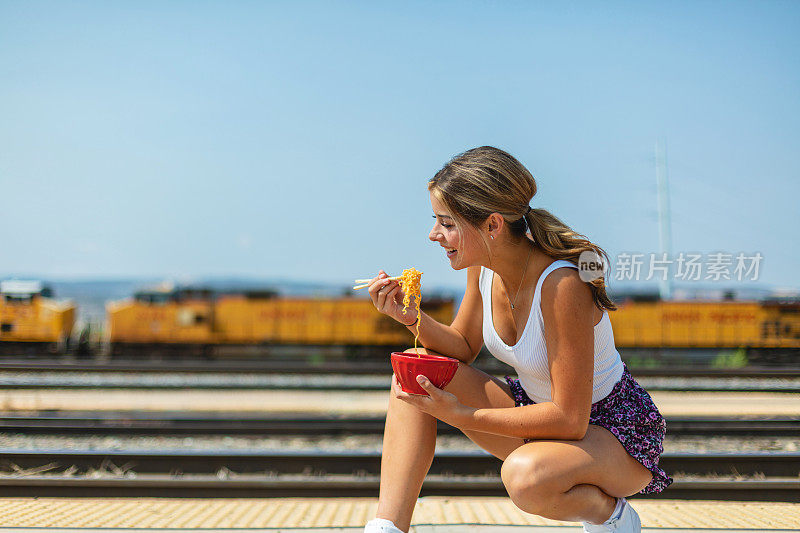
[1,1,798,293]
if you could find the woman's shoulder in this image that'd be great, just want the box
[466,266,492,304]
[544,258,578,272]
[539,261,583,297]
[539,264,598,324]
[467,265,484,288]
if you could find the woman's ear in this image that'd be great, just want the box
[487,213,505,234]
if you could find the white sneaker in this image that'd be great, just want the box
[364,518,406,533]
[582,498,641,532]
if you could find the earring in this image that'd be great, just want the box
[490,235,494,240]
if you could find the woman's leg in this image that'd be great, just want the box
[375,350,653,528]
[375,378,436,532]
[500,424,654,524]
[374,349,524,532]
[374,375,437,532]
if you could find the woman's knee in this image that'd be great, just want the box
[500,447,562,515]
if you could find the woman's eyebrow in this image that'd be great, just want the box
[433,213,453,220]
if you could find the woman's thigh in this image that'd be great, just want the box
[402,348,526,460]
[502,424,654,498]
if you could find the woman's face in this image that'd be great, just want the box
[428,191,485,270]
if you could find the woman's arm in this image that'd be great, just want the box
[410,265,484,364]
[368,266,484,365]
[458,268,595,439]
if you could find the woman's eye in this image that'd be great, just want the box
[432,216,453,229]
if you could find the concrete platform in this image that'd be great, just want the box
[0,524,798,533]
[0,497,798,530]
[1,389,799,417]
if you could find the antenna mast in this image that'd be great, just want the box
[655,140,674,300]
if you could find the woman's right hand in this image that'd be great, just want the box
[368,270,416,325]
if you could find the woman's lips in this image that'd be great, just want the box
[446,249,457,258]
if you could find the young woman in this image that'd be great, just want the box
[363,147,672,533]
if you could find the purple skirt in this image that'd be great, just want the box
[503,363,673,494]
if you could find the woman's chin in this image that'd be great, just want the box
[448,257,468,270]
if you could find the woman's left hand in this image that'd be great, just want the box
[392,373,476,429]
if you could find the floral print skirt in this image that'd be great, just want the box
[503,362,673,494]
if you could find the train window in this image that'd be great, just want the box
[0,323,12,332]
[135,291,172,304]
[173,289,214,302]
[4,295,33,304]
[244,290,278,299]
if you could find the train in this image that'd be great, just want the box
[610,297,800,365]
[106,286,455,359]
[0,280,75,354]
[1,279,799,362]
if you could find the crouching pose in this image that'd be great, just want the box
[363,147,672,533]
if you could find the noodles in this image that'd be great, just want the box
[398,267,422,353]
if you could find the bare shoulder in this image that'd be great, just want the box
[540,266,595,322]
[457,265,483,314]
[466,265,481,287]
[463,266,483,305]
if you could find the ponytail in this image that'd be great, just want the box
[525,208,617,311]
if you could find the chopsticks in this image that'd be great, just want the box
[353,276,402,290]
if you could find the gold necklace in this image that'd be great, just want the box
[508,246,533,310]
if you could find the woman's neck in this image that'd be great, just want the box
[489,239,547,301]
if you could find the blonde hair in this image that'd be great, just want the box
[428,146,617,311]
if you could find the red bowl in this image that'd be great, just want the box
[390,351,459,395]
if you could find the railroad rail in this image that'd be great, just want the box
[1,376,796,392]
[0,449,796,501]
[1,359,799,378]
[2,412,798,437]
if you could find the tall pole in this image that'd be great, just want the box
[655,140,673,300]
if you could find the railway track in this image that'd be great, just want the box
[2,412,798,437]
[1,364,798,392]
[1,359,799,378]
[0,449,796,501]
[1,377,796,392]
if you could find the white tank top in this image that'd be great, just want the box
[479,260,624,404]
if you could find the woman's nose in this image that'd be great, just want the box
[428,228,440,242]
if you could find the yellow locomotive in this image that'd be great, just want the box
[106,286,456,358]
[104,285,800,361]
[1,278,798,362]
[0,280,76,354]
[611,298,800,350]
